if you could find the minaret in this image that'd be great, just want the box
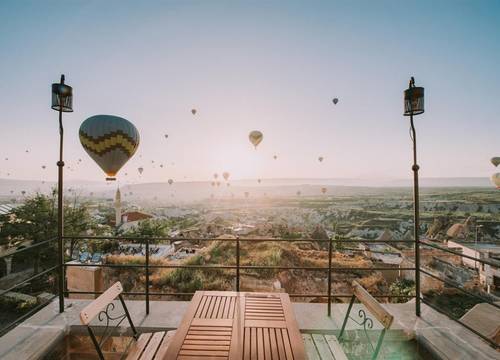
[115,187,122,226]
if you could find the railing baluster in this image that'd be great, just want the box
[236,237,240,292]
[145,237,150,314]
[327,236,333,316]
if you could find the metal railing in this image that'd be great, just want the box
[418,239,500,349]
[3,234,499,350]
[60,236,416,317]
[0,237,58,336]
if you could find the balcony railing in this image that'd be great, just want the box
[1,235,499,350]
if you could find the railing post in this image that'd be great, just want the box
[145,237,150,315]
[411,115,421,317]
[236,237,240,292]
[327,236,333,317]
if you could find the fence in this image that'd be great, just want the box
[1,235,499,349]
[0,237,58,336]
[61,236,416,316]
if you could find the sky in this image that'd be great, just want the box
[0,0,499,184]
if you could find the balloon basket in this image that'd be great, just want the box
[106,177,116,181]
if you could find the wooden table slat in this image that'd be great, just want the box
[164,291,305,359]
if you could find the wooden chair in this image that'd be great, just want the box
[303,281,394,360]
[79,281,175,359]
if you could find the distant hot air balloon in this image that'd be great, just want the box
[151,160,155,164]
[42,165,46,169]
[168,179,173,185]
[138,167,144,174]
[249,131,263,149]
[244,191,249,198]
[160,164,164,168]
[223,172,230,181]
[21,190,26,195]
[273,155,277,160]
[211,181,216,187]
[318,156,324,162]
[191,109,197,115]
[321,187,327,194]
[25,150,29,153]
[79,115,140,180]
[90,192,94,196]
[332,98,339,105]
[491,157,500,167]
[164,134,168,139]
[257,179,261,184]
[214,173,218,179]
[10,190,13,194]
[296,191,301,196]
[227,183,231,187]
[492,173,500,189]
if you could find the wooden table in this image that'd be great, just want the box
[164,291,306,359]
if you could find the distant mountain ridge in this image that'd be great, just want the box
[0,177,493,199]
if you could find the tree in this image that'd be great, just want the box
[121,219,171,243]
[0,190,100,273]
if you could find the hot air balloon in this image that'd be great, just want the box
[249,131,263,149]
[491,157,500,167]
[191,109,197,115]
[492,173,500,189]
[332,98,339,105]
[160,164,164,168]
[223,172,230,181]
[138,167,144,175]
[25,150,29,153]
[10,190,13,194]
[296,191,301,196]
[164,134,168,139]
[244,191,249,198]
[42,165,46,169]
[318,156,324,162]
[213,173,218,179]
[80,115,140,180]
[21,190,26,196]
[257,179,261,184]
[321,187,327,194]
[168,179,173,185]
[227,183,231,187]
[273,155,277,160]
[211,181,216,187]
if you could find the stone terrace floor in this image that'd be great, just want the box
[0,299,498,359]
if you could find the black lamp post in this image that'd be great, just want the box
[51,75,73,313]
[404,77,424,316]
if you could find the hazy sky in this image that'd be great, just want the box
[0,0,499,184]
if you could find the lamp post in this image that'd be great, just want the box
[51,75,73,313]
[404,77,424,316]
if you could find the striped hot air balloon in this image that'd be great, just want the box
[79,115,140,180]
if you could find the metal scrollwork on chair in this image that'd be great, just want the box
[95,302,128,348]
[338,295,388,360]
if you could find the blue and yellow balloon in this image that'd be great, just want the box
[79,115,140,180]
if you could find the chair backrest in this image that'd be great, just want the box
[352,281,394,329]
[338,281,394,360]
[79,282,138,360]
